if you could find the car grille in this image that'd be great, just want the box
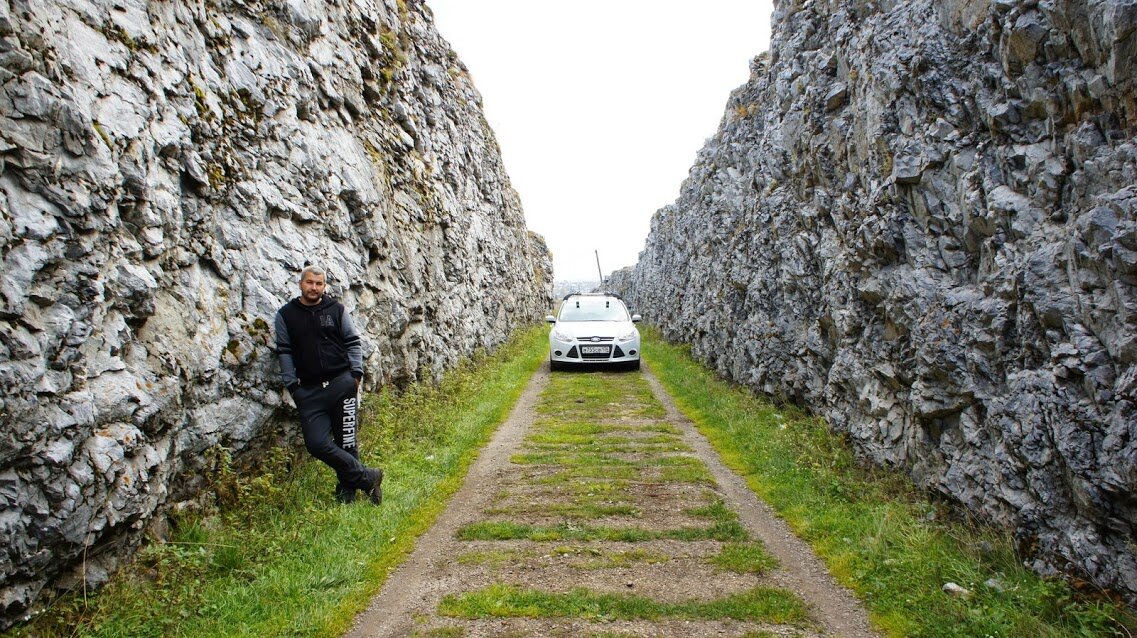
[577,336,614,342]
[613,346,625,358]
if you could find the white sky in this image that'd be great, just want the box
[426,1,775,282]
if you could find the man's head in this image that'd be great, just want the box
[298,265,327,306]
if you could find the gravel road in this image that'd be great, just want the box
[345,362,879,637]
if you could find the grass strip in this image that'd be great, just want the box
[685,498,740,523]
[531,465,641,482]
[642,326,1136,637]
[531,419,682,435]
[485,502,640,519]
[511,450,696,469]
[456,520,747,543]
[12,325,549,638]
[711,543,780,575]
[438,583,810,625]
[457,548,536,567]
[414,627,465,638]
[528,432,682,447]
[456,546,671,571]
[536,371,667,419]
[510,451,639,466]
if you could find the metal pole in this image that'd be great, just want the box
[595,250,604,290]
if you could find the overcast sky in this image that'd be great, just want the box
[426,1,775,282]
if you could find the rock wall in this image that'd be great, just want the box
[615,0,1137,600]
[0,0,551,623]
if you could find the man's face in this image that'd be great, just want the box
[299,272,326,305]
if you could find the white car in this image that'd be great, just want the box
[546,293,642,371]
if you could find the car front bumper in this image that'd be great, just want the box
[549,336,641,364]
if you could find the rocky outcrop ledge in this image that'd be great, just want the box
[0,0,551,624]
[613,0,1137,601]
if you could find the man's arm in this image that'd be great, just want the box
[341,306,364,381]
[274,310,299,391]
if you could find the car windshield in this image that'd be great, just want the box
[558,299,629,322]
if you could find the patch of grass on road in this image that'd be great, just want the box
[457,520,748,543]
[456,546,671,571]
[412,627,464,638]
[659,461,715,484]
[712,543,780,575]
[642,326,1136,638]
[535,465,641,482]
[537,371,666,419]
[568,479,630,495]
[457,548,535,567]
[439,583,811,625]
[487,501,640,519]
[12,325,549,638]
[510,450,639,467]
[685,498,741,525]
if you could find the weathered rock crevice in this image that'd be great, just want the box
[613,0,1137,601]
[0,0,551,624]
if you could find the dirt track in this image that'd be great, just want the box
[345,362,878,637]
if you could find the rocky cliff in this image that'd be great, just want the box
[0,0,551,623]
[614,0,1137,601]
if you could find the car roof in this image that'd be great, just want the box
[561,292,624,302]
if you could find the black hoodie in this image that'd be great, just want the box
[274,296,363,388]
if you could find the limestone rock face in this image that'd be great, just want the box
[614,0,1137,600]
[0,0,551,623]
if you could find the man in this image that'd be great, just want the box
[274,265,383,505]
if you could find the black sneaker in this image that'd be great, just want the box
[366,468,383,505]
[335,483,357,504]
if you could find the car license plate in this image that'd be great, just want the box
[580,345,609,355]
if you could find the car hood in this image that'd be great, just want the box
[554,321,635,338]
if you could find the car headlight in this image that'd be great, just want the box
[551,328,573,342]
[617,328,638,342]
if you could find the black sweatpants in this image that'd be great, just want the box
[293,372,369,490]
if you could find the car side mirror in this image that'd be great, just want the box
[631,314,642,323]
[545,315,556,323]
